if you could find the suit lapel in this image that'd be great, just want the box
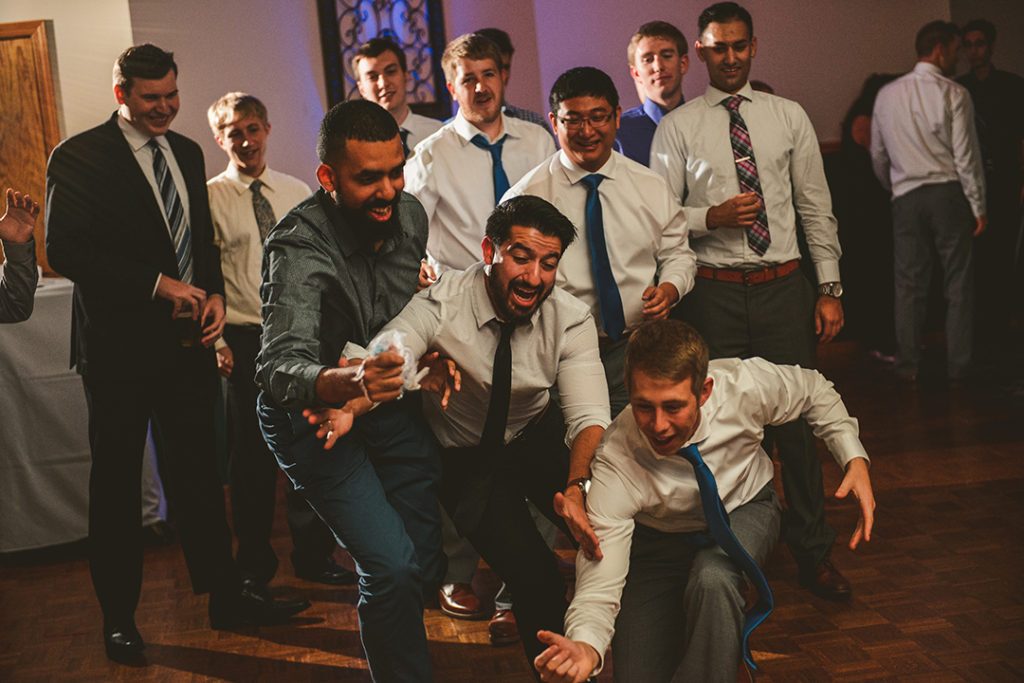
[102,116,174,246]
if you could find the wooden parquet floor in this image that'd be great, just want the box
[2,342,1022,681]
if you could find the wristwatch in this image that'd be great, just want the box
[818,281,843,298]
[567,477,591,499]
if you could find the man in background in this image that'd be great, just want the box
[405,32,554,272]
[956,18,1024,367]
[475,27,552,135]
[354,37,443,156]
[207,92,353,598]
[46,44,306,665]
[651,2,851,601]
[616,20,690,166]
[871,21,986,384]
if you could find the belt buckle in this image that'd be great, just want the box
[742,269,757,286]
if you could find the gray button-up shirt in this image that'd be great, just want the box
[382,262,611,448]
[256,189,428,410]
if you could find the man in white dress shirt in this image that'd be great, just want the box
[353,37,443,157]
[533,319,875,683]
[206,92,351,595]
[870,21,987,384]
[404,33,554,272]
[650,1,852,601]
[506,66,695,417]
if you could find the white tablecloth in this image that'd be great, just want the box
[0,278,163,552]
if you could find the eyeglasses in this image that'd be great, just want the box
[557,111,614,131]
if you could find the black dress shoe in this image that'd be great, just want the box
[210,583,312,630]
[295,559,357,586]
[141,520,175,547]
[103,621,145,663]
[799,559,852,601]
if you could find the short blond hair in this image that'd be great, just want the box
[207,92,268,137]
[441,33,503,84]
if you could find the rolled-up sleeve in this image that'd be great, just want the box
[556,311,611,445]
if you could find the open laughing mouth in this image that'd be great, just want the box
[366,204,393,222]
[509,282,540,309]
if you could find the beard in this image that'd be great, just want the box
[333,194,403,246]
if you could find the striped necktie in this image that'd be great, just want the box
[722,95,770,256]
[148,139,193,283]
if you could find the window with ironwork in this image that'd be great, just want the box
[317,0,450,118]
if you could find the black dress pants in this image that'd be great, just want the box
[223,324,335,581]
[82,347,237,624]
[440,405,573,671]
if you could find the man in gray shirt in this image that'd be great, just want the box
[379,196,610,672]
[0,188,40,323]
[256,100,443,682]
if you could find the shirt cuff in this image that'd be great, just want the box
[813,261,841,286]
[565,628,610,675]
[827,433,870,470]
[152,273,162,300]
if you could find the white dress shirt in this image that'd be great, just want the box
[207,165,311,326]
[404,112,555,271]
[399,111,443,156]
[505,150,696,335]
[382,262,610,449]
[650,83,841,284]
[118,115,192,293]
[870,61,986,217]
[564,356,870,664]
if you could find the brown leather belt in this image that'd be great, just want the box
[696,259,800,286]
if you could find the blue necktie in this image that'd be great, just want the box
[678,443,774,672]
[581,173,625,340]
[470,134,511,204]
[148,139,193,283]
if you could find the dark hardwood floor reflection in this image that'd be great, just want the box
[2,342,1022,681]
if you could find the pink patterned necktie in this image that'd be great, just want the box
[723,95,770,255]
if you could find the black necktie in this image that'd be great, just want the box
[677,442,774,671]
[400,128,411,158]
[480,321,515,447]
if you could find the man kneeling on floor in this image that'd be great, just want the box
[534,320,875,682]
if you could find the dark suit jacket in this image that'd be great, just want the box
[45,113,224,380]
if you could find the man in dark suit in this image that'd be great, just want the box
[45,44,308,665]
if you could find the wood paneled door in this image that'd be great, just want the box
[0,20,61,275]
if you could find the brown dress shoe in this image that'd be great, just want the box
[438,583,488,619]
[799,559,852,601]
[488,609,519,645]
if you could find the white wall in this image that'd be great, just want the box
[1,0,133,139]
[128,0,328,185]
[445,0,951,142]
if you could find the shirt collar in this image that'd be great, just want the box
[453,110,514,145]
[914,61,945,78]
[224,164,274,195]
[643,97,668,125]
[557,148,618,186]
[117,114,167,153]
[702,81,756,108]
